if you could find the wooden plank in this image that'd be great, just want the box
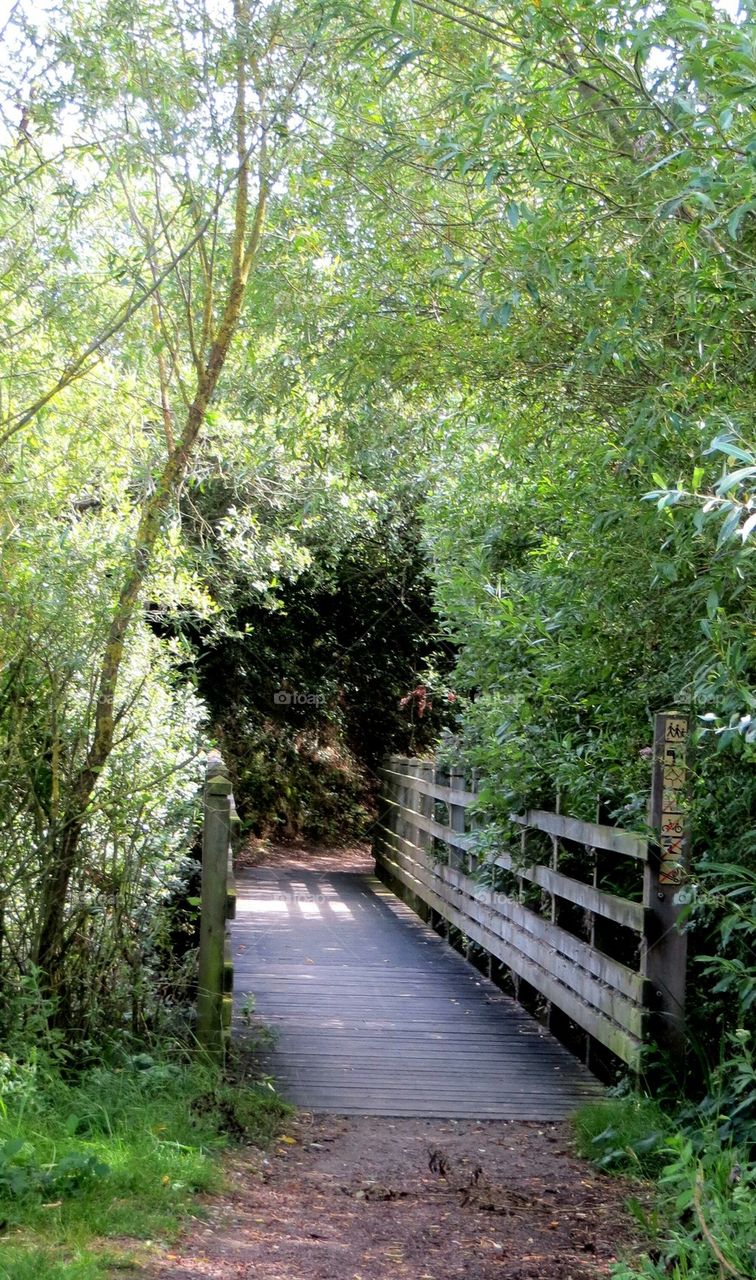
[379,837,642,1053]
[380,766,478,809]
[378,826,643,1003]
[492,848,644,932]
[380,836,644,1038]
[382,761,645,857]
[511,809,648,861]
[380,845,642,1068]
[231,865,601,1116]
[381,801,471,853]
[376,820,644,931]
[439,863,643,1004]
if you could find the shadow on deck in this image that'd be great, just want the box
[231,865,602,1119]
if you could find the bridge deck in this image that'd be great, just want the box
[231,866,602,1119]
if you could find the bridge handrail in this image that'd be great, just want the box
[375,744,687,1072]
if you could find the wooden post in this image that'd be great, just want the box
[197,752,232,1059]
[642,711,690,1059]
[448,766,466,871]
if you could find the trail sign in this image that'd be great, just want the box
[643,712,690,1060]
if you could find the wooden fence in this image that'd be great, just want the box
[375,729,689,1071]
[197,750,238,1058]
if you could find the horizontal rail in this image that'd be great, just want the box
[380,765,478,808]
[375,755,649,1069]
[492,850,644,933]
[382,796,643,931]
[383,794,471,852]
[381,829,642,1029]
[382,764,648,860]
[377,834,643,1068]
[512,809,648,861]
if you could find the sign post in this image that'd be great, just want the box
[643,712,690,1060]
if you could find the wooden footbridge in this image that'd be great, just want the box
[202,727,688,1119]
[231,864,601,1119]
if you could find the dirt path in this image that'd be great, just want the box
[145,1113,636,1280]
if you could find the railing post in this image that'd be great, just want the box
[197,751,232,1060]
[448,766,466,871]
[642,711,690,1060]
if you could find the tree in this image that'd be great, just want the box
[1,0,319,1011]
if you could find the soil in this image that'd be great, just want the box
[142,1114,639,1280]
[234,838,374,875]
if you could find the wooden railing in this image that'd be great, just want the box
[197,750,238,1058]
[375,745,688,1071]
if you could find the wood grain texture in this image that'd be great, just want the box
[231,866,602,1118]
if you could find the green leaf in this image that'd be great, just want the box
[717,506,742,547]
[705,435,754,464]
[384,48,422,85]
[638,148,686,179]
[727,202,753,241]
[716,464,756,494]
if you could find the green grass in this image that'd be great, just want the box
[572,1095,671,1177]
[0,1049,292,1280]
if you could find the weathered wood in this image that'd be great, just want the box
[643,711,690,1057]
[492,846,644,931]
[378,825,642,1000]
[511,809,648,861]
[223,932,234,994]
[197,751,234,1060]
[225,848,237,921]
[382,795,471,852]
[232,867,603,1117]
[379,844,642,1068]
[380,834,644,1040]
[377,812,642,932]
[379,765,478,809]
[373,756,652,1070]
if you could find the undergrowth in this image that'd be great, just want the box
[0,1047,291,1280]
[574,1035,756,1280]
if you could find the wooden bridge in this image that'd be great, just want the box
[230,862,602,1118]
[202,728,688,1118]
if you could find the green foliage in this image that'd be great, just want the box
[191,493,450,841]
[0,1047,290,1279]
[611,1130,756,1280]
[576,1054,756,1278]
[573,1096,671,1178]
